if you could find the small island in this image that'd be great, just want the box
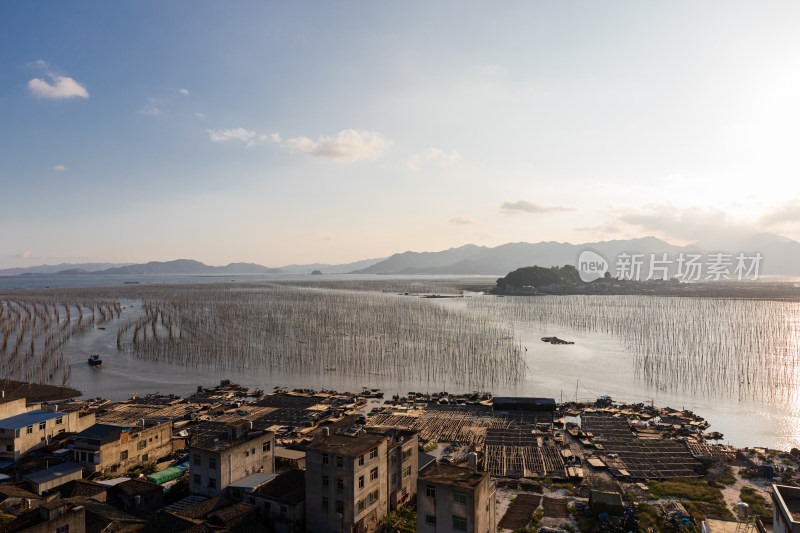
[310,269,323,275]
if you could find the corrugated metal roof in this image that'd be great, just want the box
[228,472,277,490]
[0,409,67,430]
[24,462,82,485]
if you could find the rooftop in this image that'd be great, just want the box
[418,462,488,489]
[256,469,305,505]
[306,433,387,457]
[74,423,126,443]
[0,409,67,430]
[194,429,271,453]
[774,484,800,523]
[114,478,163,496]
[228,472,277,490]
[23,462,82,486]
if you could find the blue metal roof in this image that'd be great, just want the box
[0,409,67,430]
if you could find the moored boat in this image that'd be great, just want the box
[88,354,102,367]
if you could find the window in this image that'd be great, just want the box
[245,451,249,457]
[120,450,128,461]
[193,474,200,485]
[55,416,63,425]
[391,473,397,484]
[369,467,378,480]
[358,455,365,466]
[402,466,411,478]
[425,515,436,525]
[335,500,344,514]
[208,478,216,489]
[137,440,146,450]
[263,441,270,452]
[369,448,378,460]
[322,497,329,512]
[453,490,467,504]
[26,425,32,435]
[322,453,329,464]
[453,515,467,531]
[38,421,46,431]
[193,454,201,466]
[14,429,19,438]
[426,485,436,499]
[56,526,69,533]
[358,475,364,488]
[154,434,158,440]
[149,437,153,442]
[357,499,365,512]
[402,448,412,460]
[142,453,148,462]
[368,489,379,505]
[280,505,288,515]
[5,445,11,452]
[209,457,217,470]
[336,456,343,467]
[322,475,329,487]
[337,478,344,491]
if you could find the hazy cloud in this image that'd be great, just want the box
[139,98,163,116]
[16,251,32,259]
[207,128,259,147]
[178,88,190,95]
[407,147,460,172]
[450,217,474,225]
[501,200,574,214]
[575,223,621,234]
[194,112,206,119]
[52,165,67,172]
[283,129,390,162]
[616,204,751,244]
[760,199,800,225]
[27,60,89,100]
[426,147,461,165]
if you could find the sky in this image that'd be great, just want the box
[3,1,800,268]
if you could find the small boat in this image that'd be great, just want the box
[88,354,102,367]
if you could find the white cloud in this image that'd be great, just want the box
[53,165,67,172]
[501,200,574,214]
[426,147,461,165]
[139,98,163,116]
[282,129,390,162]
[178,88,190,95]
[27,61,89,100]
[406,154,421,171]
[207,128,259,148]
[194,112,207,119]
[450,217,474,225]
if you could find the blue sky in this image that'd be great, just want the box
[3,2,800,268]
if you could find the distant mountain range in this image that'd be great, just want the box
[3,233,800,278]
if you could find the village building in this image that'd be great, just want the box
[305,432,389,533]
[0,409,95,461]
[69,421,173,475]
[416,463,496,533]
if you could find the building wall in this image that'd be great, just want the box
[305,440,388,533]
[0,399,28,420]
[263,499,305,533]
[0,411,95,461]
[772,484,800,533]
[388,434,418,509]
[23,506,85,533]
[190,432,275,497]
[72,422,173,475]
[417,472,496,533]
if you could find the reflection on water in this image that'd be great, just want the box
[16,285,800,451]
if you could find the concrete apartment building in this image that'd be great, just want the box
[0,409,95,461]
[773,484,800,533]
[69,421,173,475]
[417,463,496,533]
[189,426,275,497]
[385,429,418,510]
[305,432,389,533]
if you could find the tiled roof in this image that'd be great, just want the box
[209,502,258,528]
[174,495,231,519]
[114,478,163,496]
[58,479,107,498]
